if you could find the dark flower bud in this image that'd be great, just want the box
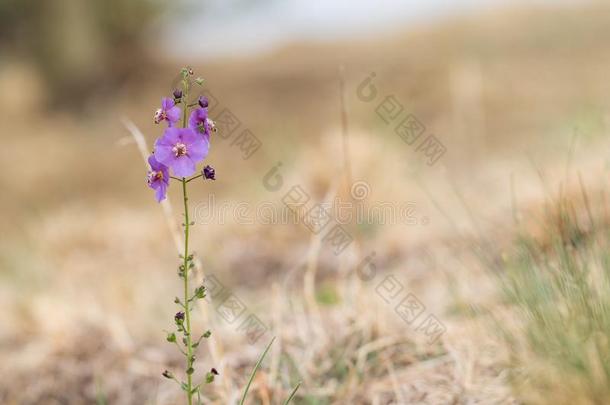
[203,165,215,181]
[173,89,183,100]
[162,370,173,379]
[174,311,185,324]
[211,367,219,375]
[198,96,209,108]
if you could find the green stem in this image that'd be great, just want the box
[181,75,193,405]
[186,174,204,183]
[182,77,189,126]
[182,178,194,405]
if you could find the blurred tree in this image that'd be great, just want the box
[0,0,165,109]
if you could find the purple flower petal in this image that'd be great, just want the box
[180,127,199,144]
[155,182,168,202]
[188,108,210,136]
[166,106,181,124]
[161,97,174,110]
[164,127,181,143]
[148,154,162,171]
[187,137,209,162]
[154,134,176,166]
[172,156,197,177]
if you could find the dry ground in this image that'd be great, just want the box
[2,3,610,404]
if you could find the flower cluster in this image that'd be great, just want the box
[147,80,216,201]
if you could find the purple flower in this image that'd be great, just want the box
[154,127,209,177]
[147,154,169,202]
[154,97,181,126]
[188,107,214,140]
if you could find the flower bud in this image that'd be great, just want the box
[173,89,183,100]
[166,332,177,343]
[174,311,185,324]
[162,370,173,379]
[198,96,209,108]
[194,285,206,299]
[203,165,215,181]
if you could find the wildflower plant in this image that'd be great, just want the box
[146,68,300,404]
[147,67,217,404]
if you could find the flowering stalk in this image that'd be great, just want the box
[145,68,301,404]
[147,67,217,404]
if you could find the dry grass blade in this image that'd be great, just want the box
[121,118,183,253]
[283,381,301,405]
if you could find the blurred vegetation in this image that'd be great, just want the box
[499,185,610,405]
[0,0,164,108]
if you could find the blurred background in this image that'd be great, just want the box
[3,0,610,403]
